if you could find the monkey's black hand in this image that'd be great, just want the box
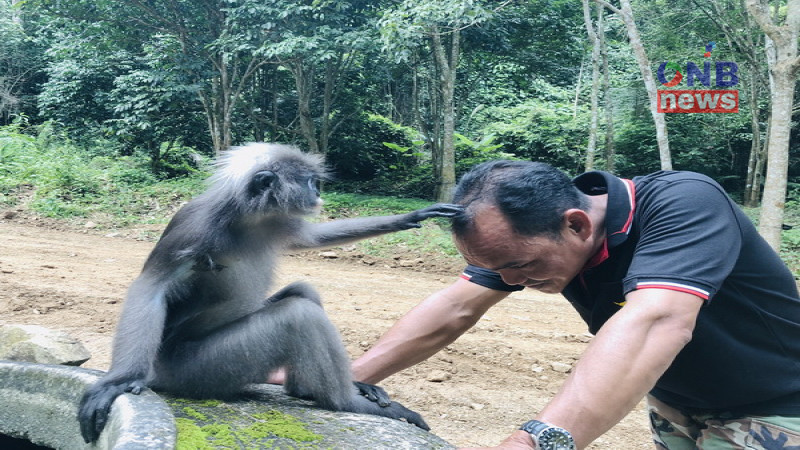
[385,401,430,431]
[354,381,391,407]
[78,378,147,443]
[401,203,463,229]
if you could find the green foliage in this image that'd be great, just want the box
[326,114,433,198]
[379,0,495,63]
[0,2,46,124]
[327,114,522,199]
[105,37,209,159]
[326,113,419,182]
[0,122,206,223]
[454,133,517,177]
[476,95,588,174]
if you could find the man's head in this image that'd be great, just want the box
[451,160,601,293]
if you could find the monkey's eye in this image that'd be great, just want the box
[308,177,320,196]
[252,170,276,193]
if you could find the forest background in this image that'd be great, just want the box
[1,0,799,275]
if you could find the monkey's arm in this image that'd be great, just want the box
[290,203,462,249]
[78,273,171,443]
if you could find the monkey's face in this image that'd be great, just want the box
[247,164,323,216]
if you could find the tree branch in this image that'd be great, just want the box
[744,0,782,41]
[592,0,622,17]
[691,0,761,72]
[583,0,599,45]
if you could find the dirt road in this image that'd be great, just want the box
[0,219,652,448]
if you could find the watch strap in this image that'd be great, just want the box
[520,419,551,436]
[519,419,576,450]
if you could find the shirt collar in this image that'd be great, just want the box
[573,171,636,250]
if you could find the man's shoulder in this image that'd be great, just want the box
[633,170,728,202]
[634,170,718,186]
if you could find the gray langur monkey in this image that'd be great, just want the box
[78,143,460,443]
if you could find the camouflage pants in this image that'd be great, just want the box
[647,395,800,449]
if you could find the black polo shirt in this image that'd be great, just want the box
[461,170,800,414]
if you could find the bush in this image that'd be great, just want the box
[326,113,419,182]
[0,122,207,222]
[476,98,588,174]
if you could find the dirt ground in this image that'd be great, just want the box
[0,215,653,449]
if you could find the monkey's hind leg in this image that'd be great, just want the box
[149,282,350,401]
[272,286,430,430]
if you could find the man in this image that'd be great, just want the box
[350,160,800,449]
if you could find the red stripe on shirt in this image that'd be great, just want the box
[611,178,636,236]
[636,284,710,300]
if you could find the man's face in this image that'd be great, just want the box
[455,205,594,294]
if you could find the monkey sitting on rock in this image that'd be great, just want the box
[78,143,461,443]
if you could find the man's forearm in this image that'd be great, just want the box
[352,279,509,384]
[352,319,463,384]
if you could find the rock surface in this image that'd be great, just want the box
[0,361,454,449]
[0,361,174,449]
[0,323,91,366]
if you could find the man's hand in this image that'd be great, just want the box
[461,430,536,450]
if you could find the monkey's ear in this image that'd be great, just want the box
[251,170,276,193]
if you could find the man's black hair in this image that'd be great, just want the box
[451,160,589,239]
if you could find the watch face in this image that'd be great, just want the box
[539,427,576,450]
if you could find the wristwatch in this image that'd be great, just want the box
[519,420,576,450]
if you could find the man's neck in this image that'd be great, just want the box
[587,194,609,254]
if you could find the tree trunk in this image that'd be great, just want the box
[750,113,772,206]
[582,0,600,171]
[598,2,615,173]
[198,88,223,155]
[745,0,800,250]
[750,114,769,206]
[319,61,335,156]
[292,61,320,154]
[573,55,585,119]
[430,27,459,202]
[600,0,671,170]
[743,64,761,207]
[758,71,795,249]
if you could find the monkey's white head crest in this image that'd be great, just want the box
[211,143,325,190]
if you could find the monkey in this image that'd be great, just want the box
[78,143,461,443]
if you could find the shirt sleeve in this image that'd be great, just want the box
[461,264,524,292]
[623,176,743,302]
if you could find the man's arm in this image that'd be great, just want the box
[474,288,703,450]
[352,278,510,384]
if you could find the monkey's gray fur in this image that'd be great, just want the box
[78,143,461,443]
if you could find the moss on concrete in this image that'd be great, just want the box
[182,407,208,422]
[174,418,212,450]
[243,411,322,442]
[169,398,322,448]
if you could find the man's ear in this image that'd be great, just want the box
[563,209,593,240]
